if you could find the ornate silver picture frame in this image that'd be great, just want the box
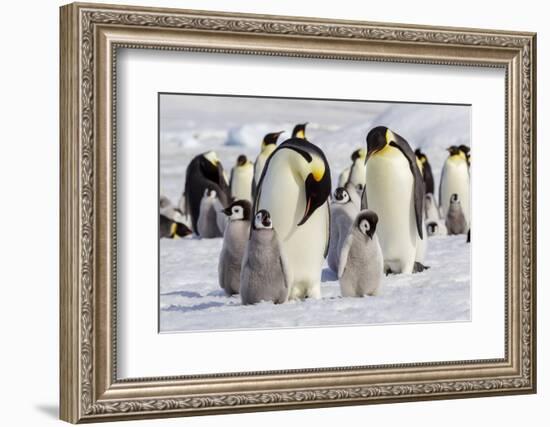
[60,2,536,423]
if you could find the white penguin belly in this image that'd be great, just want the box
[440,160,470,227]
[231,167,253,202]
[258,154,327,299]
[366,153,417,273]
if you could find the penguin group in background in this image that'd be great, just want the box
[159,213,192,239]
[197,189,224,238]
[254,137,331,299]
[365,126,428,274]
[338,210,384,297]
[440,145,470,229]
[292,123,308,139]
[240,210,290,305]
[445,193,468,235]
[218,200,252,295]
[327,185,359,273]
[414,148,435,196]
[253,131,284,198]
[184,151,230,234]
[230,155,254,202]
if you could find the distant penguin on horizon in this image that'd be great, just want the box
[254,137,331,299]
[445,193,468,235]
[230,154,254,202]
[365,126,428,274]
[327,186,358,273]
[338,210,384,297]
[197,189,223,238]
[292,123,308,139]
[252,131,284,198]
[218,200,252,295]
[440,145,470,228]
[414,148,435,196]
[240,210,290,305]
[184,151,230,233]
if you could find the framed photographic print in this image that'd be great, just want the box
[60,2,537,423]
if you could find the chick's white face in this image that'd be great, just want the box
[333,189,350,204]
[229,205,244,221]
[359,218,371,236]
[254,211,273,230]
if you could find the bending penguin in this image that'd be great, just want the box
[439,145,470,228]
[159,214,192,239]
[365,126,428,274]
[292,123,308,139]
[252,131,284,198]
[184,151,230,234]
[338,210,384,297]
[254,137,331,299]
[414,148,435,196]
[327,185,358,273]
[218,200,252,295]
[230,155,254,202]
[240,210,290,305]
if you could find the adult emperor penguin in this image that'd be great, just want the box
[252,131,284,197]
[184,151,230,233]
[240,210,290,305]
[365,126,427,274]
[346,148,368,189]
[218,200,252,295]
[292,123,308,139]
[439,145,470,228]
[159,214,192,239]
[338,210,384,297]
[254,137,331,299]
[414,148,435,196]
[230,155,254,202]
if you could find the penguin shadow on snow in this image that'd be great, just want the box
[162,301,228,313]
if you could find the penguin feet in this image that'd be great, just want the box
[413,262,430,273]
[385,267,395,276]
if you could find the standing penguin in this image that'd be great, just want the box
[439,145,470,227]
[252,131,284,197]
[184,151,230,233]
[414,148,435,196]
[292,123,308,139]
[327,186,358,273]
[346,148,367,189]
[230,155,254,202]
[445,193,468,235]
[254,137,331,299]
[240,210,290,305]
[338,210,384,297]
[218,200,252,295]
[424,193,440,222]
[197,189,223,238]
[365,126,427,274]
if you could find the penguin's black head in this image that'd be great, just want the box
[459,144,470,155]
[223,199,252,221]
[253,209,273,230]
[414,148,428,165]
[333,187,350,204]
[199,151,224,184]
[426,221,438,236]
[351,148,367,164]
[292,123,308,139]
[366,126,389,160]
[447,145,461,156]
[263,131,284,148]
[173,221,192,238]
[356,209,378,239]
[236,154,248,167]
[450,193,460,204]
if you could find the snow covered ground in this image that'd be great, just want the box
[159,94,471,333]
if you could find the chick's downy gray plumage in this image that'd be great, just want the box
[218,200,251,295]
[327,186,359,273]
[197,189,223,238]
[338,210,383,297]
[445,193,467,235]
[240,210,289,305]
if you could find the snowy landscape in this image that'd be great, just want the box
[159,94,471,333]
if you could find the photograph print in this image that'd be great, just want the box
[159,93,471,333]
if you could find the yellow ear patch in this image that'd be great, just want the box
[385,129,395,144]
[358,148,367,160]
[296,129,305,139]
[170,222,179,239]
[416,158,424,175]
[311,157,325,182]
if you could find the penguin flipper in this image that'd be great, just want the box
[337,233,353,279]
[324,201,331,258]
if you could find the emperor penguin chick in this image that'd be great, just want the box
[197,189,223,238]
[327,186,358,273]
[240,210,290,305]
[445,193,468,235]
[218,200,252,295]
[338,210,384,297]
